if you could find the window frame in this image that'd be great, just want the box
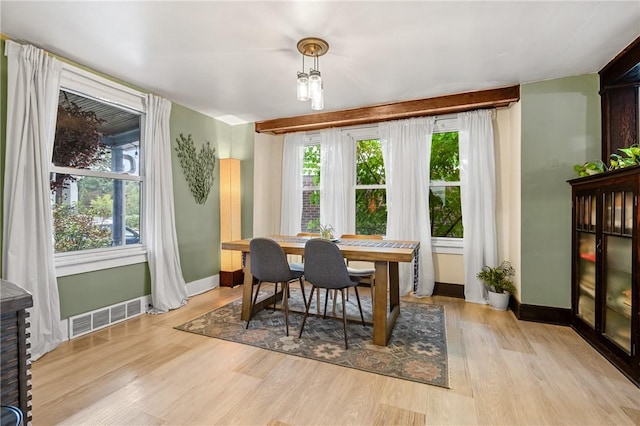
[54,63,148,277]
[428,117,463,254]
[353,135,387,236]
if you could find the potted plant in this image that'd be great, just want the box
[319,224,335,240]
[573,145,640,177]
[573,160,606,177]
[476,261,516,311]
[609,144,640,170]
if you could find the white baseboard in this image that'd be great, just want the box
[60,318,69,341]
[186,274,219,296]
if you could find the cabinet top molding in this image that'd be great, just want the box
[600,34,640,87]
[568,164,640,185]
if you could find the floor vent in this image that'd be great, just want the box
[68,297,146,339]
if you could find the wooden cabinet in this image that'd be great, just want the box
[0,280,33,423]
[569,166,639,385]
[599,35,639,161]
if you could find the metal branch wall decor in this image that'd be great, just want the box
[175,133,217,205]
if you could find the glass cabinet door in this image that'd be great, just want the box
[577,233,597,327]
[575,193,597,328]
[602,190,634,353]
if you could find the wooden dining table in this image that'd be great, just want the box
[221,235,420,346]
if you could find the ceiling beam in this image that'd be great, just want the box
[255,85,520,135]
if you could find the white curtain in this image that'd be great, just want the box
[458,109,498,304]
[144,95,188,312]
[319,128,355,236]
[379,117,436,297]
[3,41,64,360]
[280,132,306,235]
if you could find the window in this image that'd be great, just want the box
[302,143,320,232]
[296,121,463,251]
[429,131,463,238]
[355,139,386,235]
[53,65,147,276]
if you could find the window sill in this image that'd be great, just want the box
[55,245,148,277]
[431,237,463,255]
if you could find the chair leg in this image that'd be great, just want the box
[341,289,348,349]
[353,286,366,326]
[282,281,290,336]
[273,282,278,311]
[299,285,316,338]
[316,288,321,314]
[323,288,330,319]
[332,289,337,315]
[298,277,307,306]
[246,280,263,329]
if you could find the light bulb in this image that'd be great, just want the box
[309,69,322,102]
[297,72,309,101]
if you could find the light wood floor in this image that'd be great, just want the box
[32,287,640,425]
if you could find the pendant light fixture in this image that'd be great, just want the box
[296,37,329,110]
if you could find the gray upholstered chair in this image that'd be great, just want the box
[247,237,307,336]
[340,234,382,304]
[289,232,321,273]
[299,238,366,349]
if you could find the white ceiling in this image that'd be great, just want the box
[2,1,639,125]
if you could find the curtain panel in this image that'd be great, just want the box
[144,95,189,312]
[379,117,436,297]
[3,40,64,360]
[458,109,498,304]
[280,132,306,235]
[319,128,355,236]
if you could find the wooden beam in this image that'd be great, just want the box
[255,85,520,134]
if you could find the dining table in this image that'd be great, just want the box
[221,235,420,346]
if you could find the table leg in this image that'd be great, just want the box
[373,261,388,345]
[372,261,402,346]
[389,262,400,310]
[240,253,253,321]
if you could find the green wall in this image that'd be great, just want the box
[0,38,255,318]
[58,264,150,318]
[170,103,227,283]
[520,74,601,308]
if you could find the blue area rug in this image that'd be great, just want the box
[175,288,449,388]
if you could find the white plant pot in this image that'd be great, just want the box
[488,291,510,311]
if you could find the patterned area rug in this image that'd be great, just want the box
[175,288,449,388]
